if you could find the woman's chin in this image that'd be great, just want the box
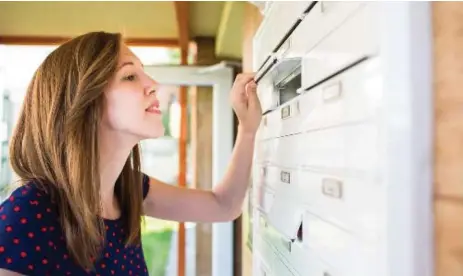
[139,126,165,140]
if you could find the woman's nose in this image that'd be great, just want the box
[144,75,158,95]
[145,86,157,96]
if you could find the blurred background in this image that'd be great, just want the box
[0,2,253,276]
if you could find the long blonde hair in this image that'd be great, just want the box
[9,31,144,270]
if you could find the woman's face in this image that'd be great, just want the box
[101,44,164,141]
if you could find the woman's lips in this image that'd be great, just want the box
[146,100,161,114]
[146,105,162,114]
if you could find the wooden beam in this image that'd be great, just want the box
[174,2,190,276]
[174,1,190,58]
[124,37,178,47]
[0,35,179,47]
[177,87,187,276]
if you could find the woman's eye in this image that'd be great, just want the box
[122,74,137,81]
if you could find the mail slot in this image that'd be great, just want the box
[257,57,301,115]
[275,61,301,106]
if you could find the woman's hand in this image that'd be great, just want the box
[229,73,262,135]
[142,73,263,223]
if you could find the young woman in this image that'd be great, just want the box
[0,31,261,275]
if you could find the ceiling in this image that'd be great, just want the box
[0,1,245,59]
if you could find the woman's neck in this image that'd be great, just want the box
[98,129,138,219]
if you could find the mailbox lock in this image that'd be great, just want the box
[280,171,291,184]
[281,105,291,119]
[322,178,343,199]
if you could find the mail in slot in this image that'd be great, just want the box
[280,171,291,184]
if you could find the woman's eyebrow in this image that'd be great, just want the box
[117,60,144,72]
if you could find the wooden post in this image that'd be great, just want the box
[432,2,463,275]
[192,36,218,276]
[174,2,189,276]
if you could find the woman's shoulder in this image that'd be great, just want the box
[0,181,60,233]
[0,181,62,274]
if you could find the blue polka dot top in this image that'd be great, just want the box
[0,174,151,275]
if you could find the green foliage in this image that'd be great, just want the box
[141,229,173,276]
[167,49,181,64]
[162,104,171,137]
